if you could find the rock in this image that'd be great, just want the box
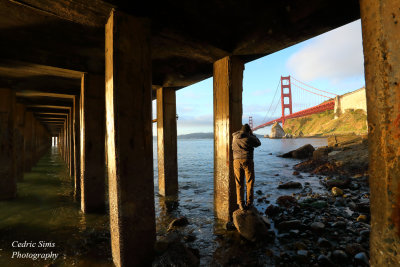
[232,209,269,242]
[317,254,334,267]
[332,250,348,263]
[153,237,200,267]
[332,221,346,228]
[310,200,327,209]
[331,187,344,196]
[294,241,307,250]
[360,229,370,237]
[310,222,325,233]
[183,234,196,242]
[167,216,189,231]
[325,178,351,189]
[356,202,370,213]
[261,216,271,228]
[256,190,263,195]
[357,215,367,222]
[278,181,302,189]
[270,122,285,138]
[276,195,298,208]
[354,252,369,266]
[265,205,281,217]
[282,144,315,159]
[317,237,332,248]
[154,232,181,254]
[346,243,365,256]
[313,146,332,161]
[225,221,236,231]
[293,171,300,175]
[277,220,301,231]
[296,250,308,263]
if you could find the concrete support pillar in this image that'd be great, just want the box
[360,1,400,265]
[0,88,17,199]
[15,104,25,181]
[80,73,105,213]
[73,95,81,199]
[24,112,33,172]
[157,87,178,196]
[105,10,155,267]
[69,109,73,177]
[213,56,244,221]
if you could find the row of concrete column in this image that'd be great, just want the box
[0,88,51,200]
[1,0,399,265]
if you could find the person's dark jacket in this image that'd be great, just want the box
[232,130,261,160]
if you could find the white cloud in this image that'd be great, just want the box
[287,20,364,82]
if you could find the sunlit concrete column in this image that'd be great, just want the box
[69,109,73,177]
[106,10,155,267]
[15,104,25,181]
[360,1,400,265]
[157,87,178,196]
[0,88,17,199]
[73,95,81,199]
[23,112,33,172]
[80,73,105,213]
[213,56,244,221]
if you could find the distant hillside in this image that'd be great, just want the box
[178,132,213,139]
[283,109,368,136]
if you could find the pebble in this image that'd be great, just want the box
[357,214,367,222]
[310,222,325,232]
[317,237,332,248]
[331,186,344,196]
[354,252,369,265]
[332,250,347,262]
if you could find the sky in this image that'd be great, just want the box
[152,19,366,136]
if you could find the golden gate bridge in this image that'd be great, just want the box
[250,76,338,131]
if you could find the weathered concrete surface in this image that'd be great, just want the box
[157,87,178,196]
[73,95,80,200]
[15,103,25,181]
[213,56,243,221]
[80,74,105,213]
[0,88,17,199]
[360,0,400,265]
[23,111,34,172]
[106,10,155,267]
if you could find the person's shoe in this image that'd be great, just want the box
[238,203,246,211]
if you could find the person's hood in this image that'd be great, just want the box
[232,130,248,139]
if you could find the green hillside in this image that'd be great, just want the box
[283,109,368,136]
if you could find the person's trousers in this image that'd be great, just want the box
[233,159,255,205]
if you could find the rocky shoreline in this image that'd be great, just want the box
[153,135,370,266]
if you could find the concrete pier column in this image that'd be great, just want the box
[73,95,81,199]
[15,104,25,181]
[69,109,73,177]
[360,0,400,265]
[0,88,17,199]
[213,56,244,221]
[23,112,33,172]
[105,10,155,267]
[80,73,105,213]
[157,87,178,196]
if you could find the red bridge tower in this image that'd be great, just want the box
[280,76,293,126]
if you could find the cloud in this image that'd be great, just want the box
[286,20,364,82]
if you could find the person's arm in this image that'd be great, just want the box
[248,133,261,147]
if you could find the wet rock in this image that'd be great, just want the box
[153,238,200,267]
[225,221,236,231]
[356,202,370,213]
[357,214,367,222]
[325,178,351,189]
[294,241,307,250]
[345,243,365,256]
[183,234,196,242]
[265,205,281,217]
[278,181,302,189]
[310,200,327,209]
[332,250,348,263]
[296,250,308,263]
[261,216,271,228]
[168,216,189,231]
[256,190,263,195]
[310,222,325,233]
[313,146,332,161]
[332,221,346,228]
[317,254,334,267]
[282,144,315,159]
[317,237,332,248]
[232,209,269,242]
[331,186,344,196]
[154,232,181,254]
[360,229,370,237]
[354,252,369,266]
[277,220,301,231]
[293,171,300,175]
[276,195,298,208]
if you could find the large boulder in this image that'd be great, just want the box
[270,122,285,138]
[282,144,315,159]
[313,146,332,161]
[232,209,270,242]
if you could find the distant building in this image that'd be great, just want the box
[334,87,367,119]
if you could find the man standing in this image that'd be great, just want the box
[232,124,261,210]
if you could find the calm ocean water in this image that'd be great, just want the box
[153,137,327,264]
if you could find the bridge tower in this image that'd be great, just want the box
[248,116,253,129]
[280,76,293,126]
